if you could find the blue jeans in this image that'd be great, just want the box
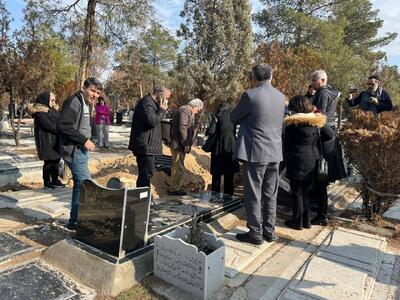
[66,147,91,224]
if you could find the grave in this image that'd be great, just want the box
[279,227,387,300]
[0,232,32,263]
[0,263,82,300]
[42,179,243,296]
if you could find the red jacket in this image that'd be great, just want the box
[95,103,111,125]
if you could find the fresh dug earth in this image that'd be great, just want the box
[93,146,212,199]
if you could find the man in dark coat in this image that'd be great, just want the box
[32,92,64,189]
[58,78,102,228]
[231,64,286,245]
[310,70,347,225]
[128,85,170,188]
[347,75,392,115]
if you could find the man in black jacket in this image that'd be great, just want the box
[58,78,102,228]
[311,70,340,130]
[310,70,346,226]
[128,85,170,188]
[347,75,393,115]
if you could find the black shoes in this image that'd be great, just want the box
[44,182,54,189]
[52,180,65,188]
[284,220,303,230]
[67,222,78,231]
[311,216,328,226]
[263,234,277,243]
[236,232,263,245]
[168,190,187,196]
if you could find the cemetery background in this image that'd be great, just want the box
[1,0,400,299]
[0,113,400,300]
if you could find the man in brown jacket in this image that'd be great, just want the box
[169,98,203,196]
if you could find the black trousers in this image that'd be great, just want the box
[314,181,328,219]
[43,159,60,183]
[211,174,234,195]
[136,154,155,187]
[289,174,314,228]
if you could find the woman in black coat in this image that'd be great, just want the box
[206,102,239,195]
[284,95,334,230]
[32,92,64,189]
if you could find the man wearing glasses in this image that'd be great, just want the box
[347,75,393,115]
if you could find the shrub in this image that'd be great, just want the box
[340,109,400,216]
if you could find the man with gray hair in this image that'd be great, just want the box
[310,69,346,226]
[231,63,286,245]
[169,98,203,196]
[310,70,339,129]
[128,85,170,188]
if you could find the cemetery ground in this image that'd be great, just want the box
[1,118,400,299]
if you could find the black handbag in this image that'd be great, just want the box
[316,128,328,183]
[202,117,217,152]
[202,134,217,152]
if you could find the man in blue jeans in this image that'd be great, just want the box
[58,78,102,229]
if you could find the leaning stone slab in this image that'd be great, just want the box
[221,226,274,278]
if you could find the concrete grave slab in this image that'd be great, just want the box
[0,233,32,263]
[286,255,368,300]
[318,227,386,268]
[42,239,153,297]
[0,263,78,300]
[382,198,400,222]
[280,227,387,300]
[221,226,274,278]
[38,202,71,214]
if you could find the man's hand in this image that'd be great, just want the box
[184,145,191,153]
[368,97,379,105]
[84,139,96,151]
[160,98,168,111]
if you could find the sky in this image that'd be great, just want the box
[4,0,400,67]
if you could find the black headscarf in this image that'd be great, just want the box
[35,92,51,107]
[216,101,231,117]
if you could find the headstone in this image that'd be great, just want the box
[76,179,151,258]
[0,233,32,262]
[0,263,77,299]
[154,226,225,300]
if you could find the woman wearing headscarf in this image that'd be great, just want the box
[206,101,240,196]
[32,92,65,189]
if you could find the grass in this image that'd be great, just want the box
[115,285,159,300]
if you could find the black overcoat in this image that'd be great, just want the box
[33,92,61,161]
[207,111,239,175]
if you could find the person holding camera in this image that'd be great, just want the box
[128,85,170,188]
[347,75,392,115]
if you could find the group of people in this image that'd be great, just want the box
[31,63,392,235]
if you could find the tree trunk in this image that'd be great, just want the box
[76,0,97,90]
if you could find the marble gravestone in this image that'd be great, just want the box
[76,179,151,259]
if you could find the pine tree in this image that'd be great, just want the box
[178,0,253,105]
